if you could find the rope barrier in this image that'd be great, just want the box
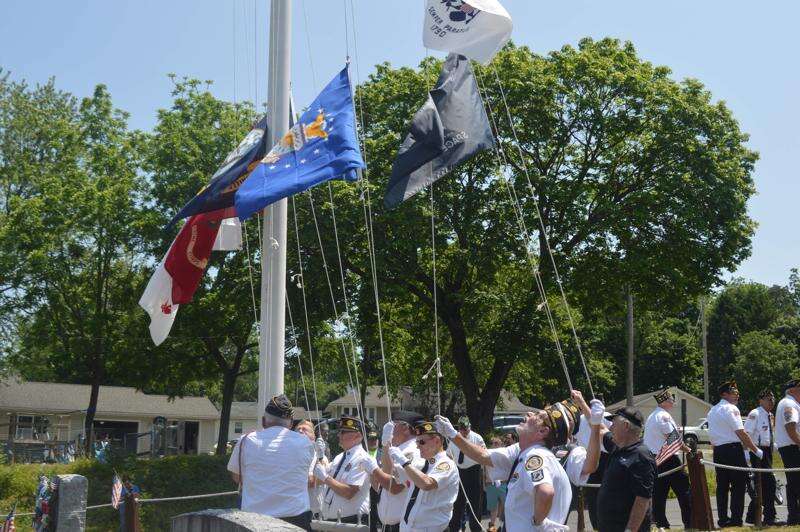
[581,461,688,488]
[700,459,800,473]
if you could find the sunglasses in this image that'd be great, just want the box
[416,438,433,446]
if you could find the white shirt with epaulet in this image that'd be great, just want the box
[226,426,315,518]
[399,450,459,531]
[377,438,420,525]
[744,405,774,448]
[775,394,800,449]
[644,406,678,454]
[707,398,744,446]
[321,444,371,520]
[487,443,571,531]
[448,430,485,469]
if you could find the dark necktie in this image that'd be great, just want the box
[768,412,774,447]
[325,451,348,502]
[505,451,522,485]
[458,449,464,464]
[403,461,430,523]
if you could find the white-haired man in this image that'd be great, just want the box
[227,394,315,529]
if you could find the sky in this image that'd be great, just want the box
[1,0,798,288]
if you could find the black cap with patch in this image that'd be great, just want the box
[784,378,800,392]
[414,419,440,436]
[339,416,364,433]
[654,388,674,404]
[758,388,775,399]
[265,394,294,419]
[718,380,738,395]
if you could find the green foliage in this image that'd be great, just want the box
[732,330,799,412]
[0,455,237,531]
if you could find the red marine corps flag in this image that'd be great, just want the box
[139,208,238,345]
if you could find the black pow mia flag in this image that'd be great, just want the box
[383,53,494,208]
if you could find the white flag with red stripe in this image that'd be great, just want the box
[138,255,179,346]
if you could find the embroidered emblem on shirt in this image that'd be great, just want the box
[525,455,544,471]
[530,469,544,482]
[435,462,451,472]
[345,463,352,472]
[785,409,793,422]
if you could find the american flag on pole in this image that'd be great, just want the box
[656,428,683,466]
[111,474,123,509]
[1,504,15,532]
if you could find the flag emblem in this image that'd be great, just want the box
[111,474,123,509]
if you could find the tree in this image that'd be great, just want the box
[732,330,798,412]
[289,39,757,431]
[0,75,146,450]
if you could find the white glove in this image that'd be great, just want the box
[388,446,407,466]
[313,462,328,481]
[744,451,751,466]
[532,517,570,531]
[589,399,605,426]
[493,480,501,488]
[362,455,379,474]
[382,421,395,445]
[315,437,327,459]
[434,415,458,439]
[754,447,764,460]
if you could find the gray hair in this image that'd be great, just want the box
[262,411,292,429]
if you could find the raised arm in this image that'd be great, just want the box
[434,416,493,467]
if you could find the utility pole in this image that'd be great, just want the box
[626,288,634,406]
[258,0,292,416]
[700,295,709,403]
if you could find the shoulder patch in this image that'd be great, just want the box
[435,461,451,473]
[748,412,757,419]
[530,469,544,482]
[525,455,543,471]
[785,409,793,422]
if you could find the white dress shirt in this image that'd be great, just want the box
[377,438,420,525]
[448,430,485,469]
[707,398,745,446]
[487,443,571,531]
[775,394,800,449]
[562,445,590,486]
[576,414,610,452]
[644,406,679,454]
[321,444,371,520]
[744,406,774,448]
[227,426,315,517]
[399,450,459,531]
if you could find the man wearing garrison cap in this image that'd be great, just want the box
[314,416,371,524]
[447,416,485,532]
[643,387,691,529]
[744,388,778,525]
[707,380,762,527]
[433,400,595,531]
[227,394,315,529]
[775,377,800,524]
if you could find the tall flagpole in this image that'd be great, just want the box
[258,0,291,417]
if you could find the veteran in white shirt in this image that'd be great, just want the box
[446,417,485,532]
[744,388,779,525]
[227,394,315,529]
[776,378,800,525]
[707,380,761,527]
[314,416,371,524]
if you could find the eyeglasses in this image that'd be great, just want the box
[416,439,431,446]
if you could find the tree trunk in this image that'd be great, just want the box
[216,368,237,455]
[84,380,100,455]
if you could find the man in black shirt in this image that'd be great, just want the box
[597,407,657,532]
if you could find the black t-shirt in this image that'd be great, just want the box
[597,432,656,532]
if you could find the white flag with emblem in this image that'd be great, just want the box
[138,254,179,346]
[423,0,512,64]
[212,217,243,251]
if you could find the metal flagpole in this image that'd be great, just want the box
[258,0,292,416]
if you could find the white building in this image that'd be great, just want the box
[227,402,322,441]
[0,377,220,454]
[606,387,712,428]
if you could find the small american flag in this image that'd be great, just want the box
[656,428,683,466]
[111,474,123,509]
[1,504,15,532]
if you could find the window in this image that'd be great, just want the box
[234,422,243,434]
[367,408,376,423]
[15,415,50,440]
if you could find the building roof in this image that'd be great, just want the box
[230,401,322,421]
[0,378,219,420]
[327,386,419,409]
[494,390,533,414]
[606,387,712,412]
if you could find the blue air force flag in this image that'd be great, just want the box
[423,0,512,64]
[234,67,364,220]
[384,53,494,208]
[169,115,269,226]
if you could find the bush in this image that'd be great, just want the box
[0,454,238,530]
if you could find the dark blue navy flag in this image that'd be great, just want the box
[234,67,364,220]
[384,53,494,208]
[169,115,269,226]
